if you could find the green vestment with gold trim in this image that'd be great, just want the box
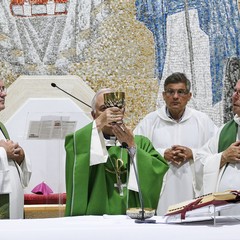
[65,122,169,216]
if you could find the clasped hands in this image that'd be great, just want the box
[0,139,25,165]
[164,145,193,167]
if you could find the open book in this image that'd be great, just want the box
[165,190,240,220]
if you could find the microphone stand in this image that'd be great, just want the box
[123,143,156,224]
[51,83,91,108]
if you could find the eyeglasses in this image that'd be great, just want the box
[0,86,7,94]
[233,89,240,96]
[164,89,189,97]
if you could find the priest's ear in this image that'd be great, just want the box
[91,110,96,119]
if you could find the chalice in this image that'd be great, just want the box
[103,92,125,109]
[104,92,125,125]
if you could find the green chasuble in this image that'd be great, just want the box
[218,119,238,153]
[0,122,10,139]
[65,122,169,216]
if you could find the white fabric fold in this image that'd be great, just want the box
[234,114,240,126]
[0,146,11,193]
[90,121,108,166]
[89,121,138,191]
[127,154,138,192]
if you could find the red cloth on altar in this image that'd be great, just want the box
[24,193,66,205]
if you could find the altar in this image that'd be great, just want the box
[0,215,240,240]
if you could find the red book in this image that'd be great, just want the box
[165,190,240,220]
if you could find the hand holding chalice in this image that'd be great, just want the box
[104,92,125,125]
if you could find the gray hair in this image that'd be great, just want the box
[164,72,191,92]
[91,88,114,112]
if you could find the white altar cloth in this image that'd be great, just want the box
[0,215,240,240]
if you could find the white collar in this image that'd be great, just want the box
[234,114,240,126]
[158,106,192,123]
[165,107,185,122]
[104,136,121,147]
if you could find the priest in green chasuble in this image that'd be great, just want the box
[195,79,240,215]
[65,88,169,216]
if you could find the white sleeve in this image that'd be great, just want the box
[194,128,222,195]
[17,153,32,188]
[0,147,11,193]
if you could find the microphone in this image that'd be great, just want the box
[51,83,91,108]
[122,142,156,224]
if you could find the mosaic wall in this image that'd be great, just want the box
[0,0,240,128]
[136,0,240,126]
[223,57,240,123]
[0,0,159,128]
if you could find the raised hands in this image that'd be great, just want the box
[93,105,135,147]
[95,107,124,130]
[112,123,135,148]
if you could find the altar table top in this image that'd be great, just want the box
[0,215,240,240]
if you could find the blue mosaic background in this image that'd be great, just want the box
[136,0,240,105]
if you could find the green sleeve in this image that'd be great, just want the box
[135,135,169,209]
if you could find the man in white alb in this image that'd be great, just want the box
[134,72,218,215]
[195,79,240,215]
[0,79,31,219]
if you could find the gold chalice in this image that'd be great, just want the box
[103,92,125,109]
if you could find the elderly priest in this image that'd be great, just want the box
[64,88,169,216]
